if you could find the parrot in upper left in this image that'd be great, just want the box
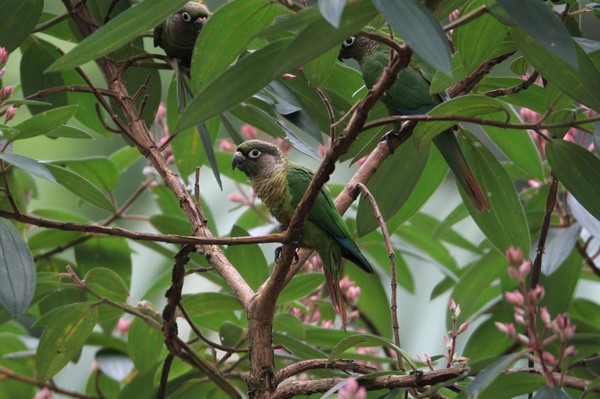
[339,34,489,212]
[153,1,210,68]
[232,140,374,330]
[153,2,223,189]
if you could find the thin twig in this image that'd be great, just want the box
[355,183,403,370]
[316,87,336,139]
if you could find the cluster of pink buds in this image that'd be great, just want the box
[0,47,16,124]
[338,377,366,399]
[496,247,578,386]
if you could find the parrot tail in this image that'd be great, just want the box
[324,268,347,331]
[434,131,489,212]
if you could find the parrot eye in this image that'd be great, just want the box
[181,11,192,22]
[342,37,356,47]
[248,149,261,159]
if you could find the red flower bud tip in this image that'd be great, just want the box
[518,260,531,278]
[0,47,7,66]
[505,290,525,307]
[449,9,460,22]
[240,124,257,139]
[520,107,540,123]
[0,85,13,102]
[219,139,235,152]
[228,192,245,204]
[281,73,296,80]
[4,105,16,123]
[541,351,557,365]
[457,321,470,334]
[506,246,524,265]
[449,297,457,311]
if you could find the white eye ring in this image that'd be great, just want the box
[342,37,356,47]
[248,149,261,159]
[181,12,192,22]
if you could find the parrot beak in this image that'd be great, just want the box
[193,17,207,31]
[232,151,245,170]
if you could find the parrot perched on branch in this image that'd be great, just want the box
[153,1,210,68]
[339,35,489,212]
[232,140,373,330]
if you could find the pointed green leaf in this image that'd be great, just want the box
[459,132,530,254]
[413,95,511,144]
[303,46,339,87]
[75,237,132,287]
[512,27,600,113]
[191,0,290,90]
[36,302,98,381]
[329,333,417,369]
[55,157,119,192]
[128,318,162,374]
[44,164,114,212]
[546,140,600,220]
[372,0,451,74]
[84,268,129,302]
[278,273,323,304]
[0,218,36,318]
[0,0,43,53]
[0,153,56,182]
[454,0,510,74]
[181,293,244,315]
[533,385,572,399]
[226,225,269,290]
[495,0,577,68]
[47,0,189,72]
[9,105,78,141]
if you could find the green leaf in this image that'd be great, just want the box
[226,225,269,290]
[540,250,581,316]
[372,0,451,74]
[278,273,323,304]
[467,371,545,399]
[20,37,68,115]
[54,157,119,192]
[329,333,417,369]
[36,302,98,381]
[9,105,78,141]
[45,126,95,140]
[459,132,530,254]
[356,136,431,236]
[319,0,347,28]
[466,353,521,398]
[303,46,339,87]
[495,0,577,68]
[95,349,134,382]
[512,27,600,113]
[44,164,114,212]
[128,317,162,374]
[0,153,55,182]
[533,385,572,399]
[0,0,43,53]
[47,0,189,72]
[150,214,192,236]
[546,140,600,220]
[0,218,36,318]
[414,95,511,144]
[84,268,129,303]
[191,0,290,90]
[181,293,244,315]
[454,0,510,74]
[75,237,132,287]
[109,146,141,174]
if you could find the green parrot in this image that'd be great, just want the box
[153,2,223,189]
[153,1,210,68]
[339,35,489,212]
[232,140,373,330]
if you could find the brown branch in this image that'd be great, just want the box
[355,183,403,370]
[0,364,96,399]
[531,175,559,287]
[576,241,600,277]
[484,72,540,98]
[0,210,287,247]
[273,359,379,386]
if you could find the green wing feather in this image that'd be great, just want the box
[286,165,373,273]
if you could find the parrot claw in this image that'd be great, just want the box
[274,245,300,263]
[381,130,402,154]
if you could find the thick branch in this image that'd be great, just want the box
[273,359,378,386]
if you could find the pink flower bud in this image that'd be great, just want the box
[34,387,53,399]
[276,138,291,154]
[116,317,132,336]
[540,307,552,326]
[519,260,531,278]
[155,102,166,123]
[564,345,577,357]
[240,124,257,139]
[563,128,578,142]
[357,156,367,166]
[457,321,470,334]
[339,378,366,399]
[495,321,517,338]
[541,351,557,365]
[588,142,595,152]
[318,144,327,157]
[520,107,540,123]
[449,297,457,311]
[443,335,453,350]
[281,73,296,80]
[228,192,245,204]
[514,313,526,325]
[449,9,460,22]
[505,291,524,307]
[4,105,16,123]
[346,286,361,305]
[0,47,7,66]
[0,67,6,78]
[295,66,304,72]
[530,284,545,301]
[0,85,13,102]
[506,247,524,265]
[339,275,355,290]
[527,179,541,188]
[309,310,321,323]
[321,320,334,329]
[219,139,235,152]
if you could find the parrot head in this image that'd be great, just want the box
[338,33,379,64]
[232,140,285,178]
[171,2,210,36]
